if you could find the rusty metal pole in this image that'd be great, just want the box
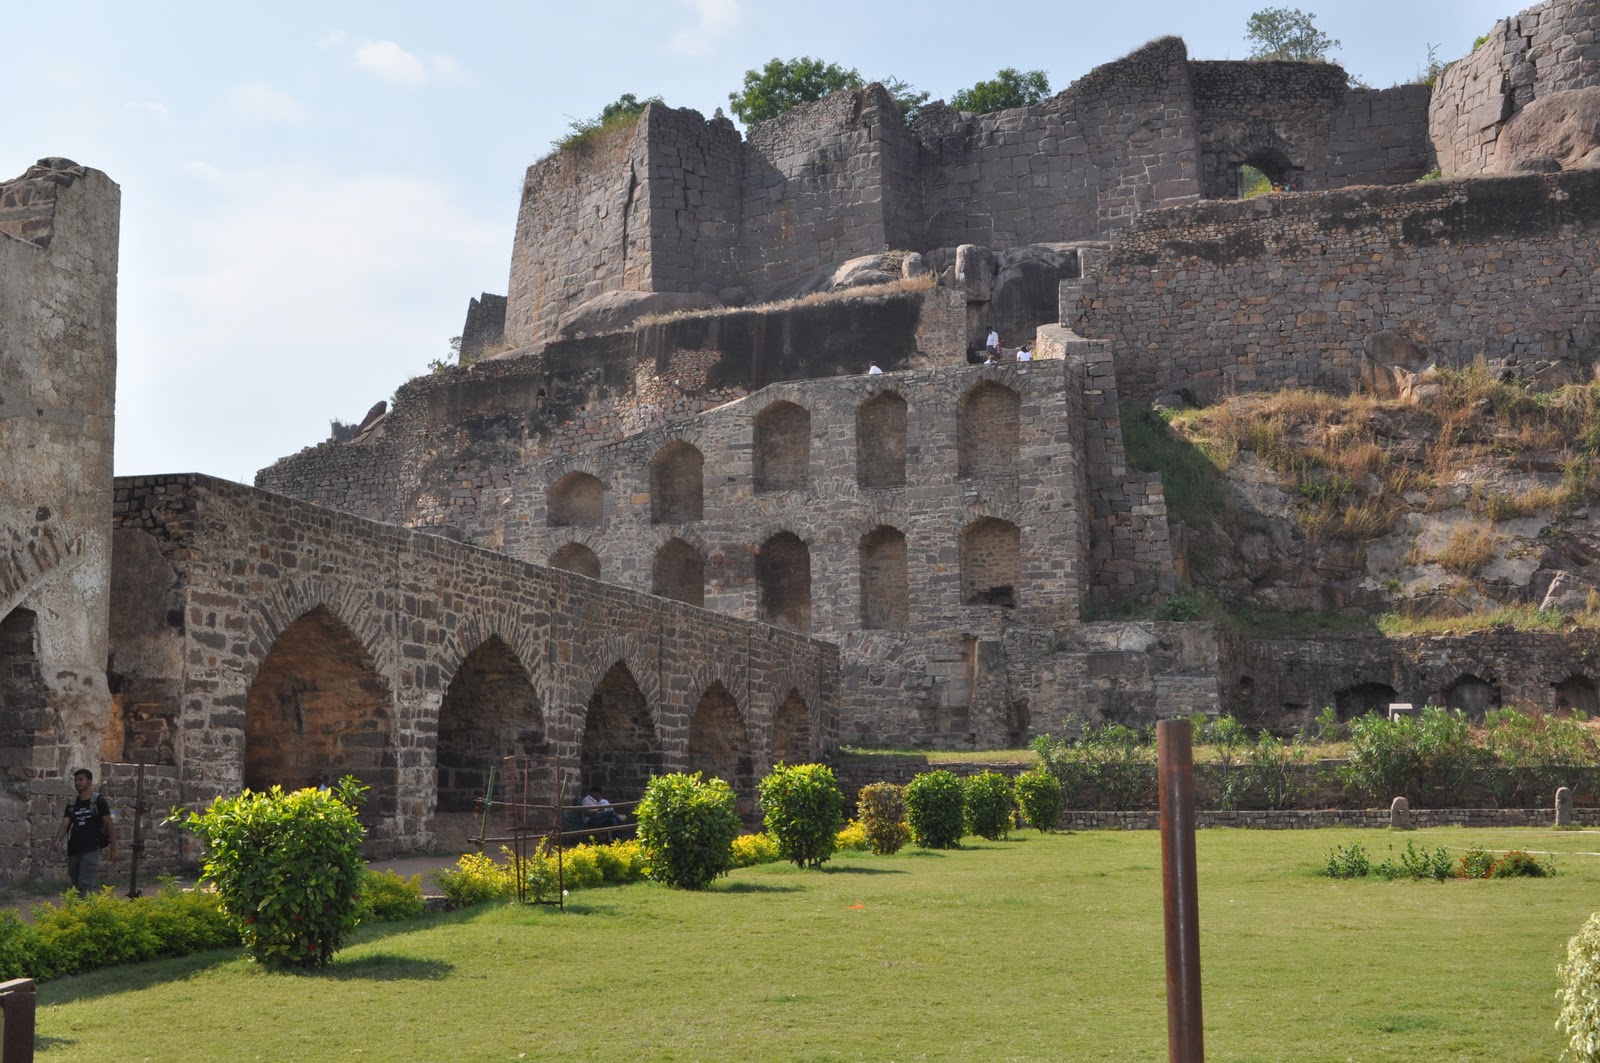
[1157,718,1204,1063]
[0,978,37,1063]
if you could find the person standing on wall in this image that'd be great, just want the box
[54,768,117,896]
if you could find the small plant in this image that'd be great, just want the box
[1314,706,1343,743]
[1435,522,1501,576]
[905,770,966,849]
[1014,769,1064,833]
[962,771,1016,841]
[730,832,781,868]
[437,851,514,907]
[1558,912,1600,1061]
[856,782,912,855]
[1458,848,1497,879]
[1325,842,1371,879]
[1156,593,1203,621]
[835,820,870,851]
[758,763,846,870]
[174,776,368,969]
[357,869,425,923]
[637,772,741,890]
[1490,849,1553,878]
[1373,842,1453,882]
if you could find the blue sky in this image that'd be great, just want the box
[3,0,1511,485]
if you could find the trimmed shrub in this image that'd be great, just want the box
[1324,842,1371,879]
[1014,769,1063,833]
[7,885,237,982]
[1559,912,1600,1062]
[437,840,646,906]
[561,845,605,890]
[357,869,425,923]
[1457,848,1497,880]
[856,782,911,855]
[437,851,514,907]
[962,771,1016,840]
[1489,849,1552,878]
[637,772,741,889]
[905,770,965,849]
[835,820,869,851]
[0,908,40,981]
[175,777,368,969]
[758,763,845,870]
[730,832,781,868]
[589,839,647,883]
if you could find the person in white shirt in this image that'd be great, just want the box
[1016,346,1032,362]
[867,363,883,375]
[580,785,623,829]
[985,328,1000,351]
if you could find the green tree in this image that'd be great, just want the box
[1245,8,1340,62]
[635,772,740,890]
[880,76,931,127]
[728,57,863,125]
[758,763,845,869]
[949,68,1050,114]
[557,92,664,149]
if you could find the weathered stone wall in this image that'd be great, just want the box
[1223,628,1600,731]
[257,286,964,537]
[1190,61,1433,195]
[1430,0,1600,176]
[108,475,837,867]
[0,159,120,885]
[457,292,506,364]
[1062,171,1600,401]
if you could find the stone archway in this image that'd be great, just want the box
[857,391,907,488]
[1443,674,1499,719]
[1554,674,1599,716]
[245,605,396,817]
[548,472,604,527]
[958,381,1019,479]
[687,682,753,817]
[754,401,811,493]
[579,662,661,802]
[771,688,811,765]
[436,637,544,813]
[757,532,811,633]
[860,525,908,630]
[652,538,705,607]
[651,442,704,523]
[550,542,601,579]
[960,518,1020,607]
[1334,682,1397,722]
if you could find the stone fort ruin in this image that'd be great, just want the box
[9,0,1600,882]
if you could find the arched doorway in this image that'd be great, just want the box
[960,518,1021,607]
[771,689,811,765]
[651,442,704,523]
[757,532,811,632]
[245,605,396,816]
[436,637,544,813]
[579,662,661,803]
[547,472,604,527]
[1334,682,1397,722]
[652,538,705,607]
[753,401,811,493]
[1443,674,1499,719]
[1554,674,1599,716]
[859,525,909,629]
[549,542,601,579]
[687,682,753,819]
[857,392,907,488]
[958,381,1020,479]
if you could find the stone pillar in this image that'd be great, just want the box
[1556,786,1574,828]
[1389,795,1411,830]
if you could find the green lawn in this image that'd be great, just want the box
[31,827,1599,1061]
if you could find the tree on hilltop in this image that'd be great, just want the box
[557,92,664,150]
[1245,7,1340,62]
[728,57,864,125]
[949,68,1051,114]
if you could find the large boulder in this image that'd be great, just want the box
[558,290,723,339]
[1496,86,1600,173]
[1359,330,1437,400]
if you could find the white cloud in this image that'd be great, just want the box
[124,100,171,124]
[669,0,742,55]
[223,81,305,124]
[316,30,347,49]
[353,40,428,86]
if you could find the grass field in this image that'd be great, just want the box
[30,827,1600,1061]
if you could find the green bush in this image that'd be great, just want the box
[437,840,646,906]
[0,907,42,980]
[1324,842,1371,879]
[1197,714,1250,809]
[1014,769,1063,833]
[1373,842,1454,882]
[1559,912,1600,1062]
[856,782,911,855]
[1032,721,1154,811]
[437,851,515,907]
[962,771,1016,841]
[1457,848,1497,880]
[1243,733,1311,810]
[905,770,965,849]
[758,763,845,870]
[835,820,869,851]
[6,884,237,982]
[637,772,741,889]
[175,776,368,968]
[730,832,781,868]
[1341,712,1422,803]
[1489,849,1552,878]
[357,869,425,923]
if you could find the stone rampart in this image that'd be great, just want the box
[0,158,120,885]
[107,474,838,865]
[1062,170,1600,400]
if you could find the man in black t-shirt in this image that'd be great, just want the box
[53,768,118,896]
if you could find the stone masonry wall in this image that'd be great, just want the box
[1062,171,1600,402]
[109,474,838,865]
[0,159,120,886]
[1431,0,1600,176]
[257,286,964,539]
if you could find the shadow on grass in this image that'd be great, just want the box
[820,865,905,875]
[714,882,804,894]
[35,1036,75,1052]
[40,946,244,1006]
[319,954,453,981]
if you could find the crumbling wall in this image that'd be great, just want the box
[1431,0,1600,176]
[1063,171,1600,401]
[0,158,120,885]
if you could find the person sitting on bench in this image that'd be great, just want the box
[580,785,624,830]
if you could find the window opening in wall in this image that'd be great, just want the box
[245,605,396,818]
[687,681,753,820]
[1334,682,1398,722]
[0,608,45,793]
[1442,674,1499,719]
[771,689,811,765]
[1237,148,1299,197]
[859,525,909,630]
[437,636,544,813]
[757,532,812,633]
[856,391,907,488]
[1554,674,1599,717]
[960,518,1020,607]
[547,472,604,527]
[651,537,705,607]
[753,401,811,493]
[549,542,601,580]
[650,441,704,523]
[958,382,1020,480]
[579,662,661,802]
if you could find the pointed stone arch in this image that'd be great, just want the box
[0,608,46,797]
[245,604,397,816]
[579,661,663,803]
[958,380,1020,479]
[549,541,602,579]
[859,525,909,630]
[651,537,705,607]
[547,471,605,527]
[770,688,813,765]
[1334,681,1397,722]
[753,400,811,493]
[436,635,545,813]
[757,532,811,632]
[650,441,704,523]
[1442,673,1499,719]
[246,576,394,679]
[687,681,753,816]
[1554,674,1599,716]
[857,390,908,488]
[960,517,1020,607]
